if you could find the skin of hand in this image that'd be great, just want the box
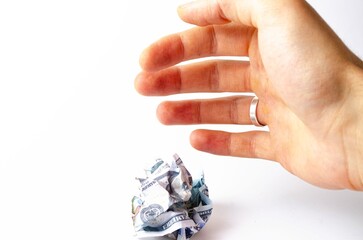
[134,0,363,190]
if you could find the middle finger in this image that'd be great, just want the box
[135,59,252,96]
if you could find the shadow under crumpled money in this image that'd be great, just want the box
[192,201,238,240]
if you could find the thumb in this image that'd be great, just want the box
[177,0,257,27]
[177,0,313,29]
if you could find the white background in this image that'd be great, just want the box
[1,0,363,239]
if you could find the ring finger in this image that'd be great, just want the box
[157,95,268,126]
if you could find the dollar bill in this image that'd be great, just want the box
[131,154,213,240]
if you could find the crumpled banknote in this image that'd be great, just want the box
[131,154,212,240]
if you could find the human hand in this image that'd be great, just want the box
[135,0,363,190]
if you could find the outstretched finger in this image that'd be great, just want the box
[190,129,274,160]
[139,23,254,71]
[156,96,268,126]
[135,60,252,96]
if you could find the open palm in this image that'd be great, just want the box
[135,0,363,190]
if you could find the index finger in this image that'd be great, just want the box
[139,24,253,71]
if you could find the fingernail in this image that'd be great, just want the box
[178,0,198,12]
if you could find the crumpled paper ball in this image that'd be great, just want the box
[131,154,212,240]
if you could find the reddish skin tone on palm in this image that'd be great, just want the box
[135,0,363,190]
